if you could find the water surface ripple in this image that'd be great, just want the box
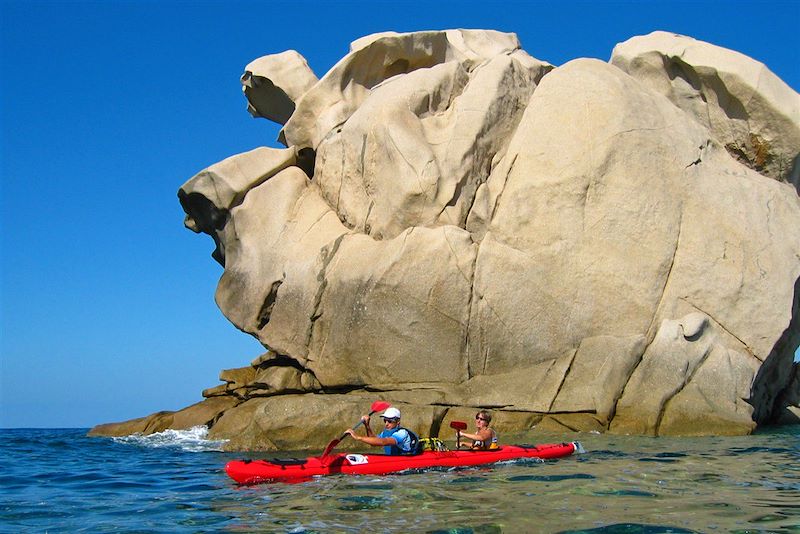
[0,427,797,532]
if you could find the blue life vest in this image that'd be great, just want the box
[378,427,418,455]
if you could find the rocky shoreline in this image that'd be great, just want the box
[88,351,800,451]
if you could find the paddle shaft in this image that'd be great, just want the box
[338,414,370,441]
[449,421,468,449]
[321,401,391,458]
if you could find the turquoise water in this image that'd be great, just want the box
[0,426,798,532]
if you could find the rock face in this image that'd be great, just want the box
[610,32,800,189]
[91,30,800,449]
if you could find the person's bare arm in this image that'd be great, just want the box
[344,430,397,447]
[361,415,374,437]
[459,428,492,442]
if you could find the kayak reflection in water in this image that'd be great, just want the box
[458,410,499,450]
[345,407,418,455]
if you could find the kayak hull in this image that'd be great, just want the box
[225,442,580,484]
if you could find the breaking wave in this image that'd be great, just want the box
[111,425,228,452]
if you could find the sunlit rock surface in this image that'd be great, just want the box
[91,29,800,449]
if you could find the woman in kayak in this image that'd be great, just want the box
[459,410,499,450]
[345,407,417,455]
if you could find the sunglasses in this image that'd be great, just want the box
[476,417,488,421]
[383,418,399,423]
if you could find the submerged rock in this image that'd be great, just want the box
[91,29,800,449]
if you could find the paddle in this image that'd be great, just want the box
[450,421,467,449]
[320,400,391,459]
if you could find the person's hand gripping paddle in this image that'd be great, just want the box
[450,421,468,449]
[320,400,391,459]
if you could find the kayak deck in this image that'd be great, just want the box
[225,442,581,485]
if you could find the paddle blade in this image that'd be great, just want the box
[370,401,391,414]
[320,437,341,458]
[449,421,468,431]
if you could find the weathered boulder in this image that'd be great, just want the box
[88,396,237,437]
[207,394,445,451]
[281,29,530,150]
[91,29,800,449]
[306,226,477,386]
[219,366,256,388]
[177,146,300,265]
[611,31,800,189]
[211,166,349,358]
[88,414,160,437]
[611,313,760,435]
[313,48,551,240]
[241,50,318,124]
[205,352,322,400]
[461,56,800,435]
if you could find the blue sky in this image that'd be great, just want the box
[1,1,798,428]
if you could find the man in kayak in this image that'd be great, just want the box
[458,410,499,450]
[345,407,417,455]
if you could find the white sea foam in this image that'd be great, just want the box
[112,425,228,452]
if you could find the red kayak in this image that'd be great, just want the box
[225,442,582,485]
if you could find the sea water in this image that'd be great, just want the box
[0,426,798,533]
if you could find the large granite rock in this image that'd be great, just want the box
[241,50,318,124]
[90,29,800,449]
[87,396,237,437]
[611,31,800,189]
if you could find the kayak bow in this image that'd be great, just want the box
[225,442,582,485]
